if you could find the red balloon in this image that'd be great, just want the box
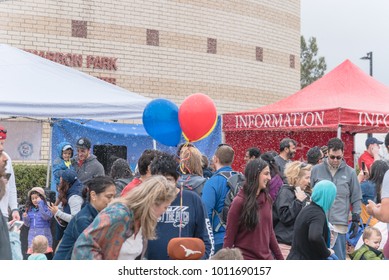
[178,93,217,142]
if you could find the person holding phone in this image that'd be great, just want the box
[273,161,312,259]
[287,180,337,260]
[358,137,383,174]
[53,176,116,260]
[358,160,389,226]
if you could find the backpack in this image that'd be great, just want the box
[212,171,245,232]
[346,216,372,247]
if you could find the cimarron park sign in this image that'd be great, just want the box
[25,49,118,84]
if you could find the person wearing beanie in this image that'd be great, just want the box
[287,180,337,260]
[48,169,84,241]
[71,137,104,184]
[52,141,75,190]
[22,187,53,259]
[0,126,20,222]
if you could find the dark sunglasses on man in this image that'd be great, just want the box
[329,155,342,160]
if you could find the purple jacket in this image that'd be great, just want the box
[268,174,283,201]
[23,200,53,248]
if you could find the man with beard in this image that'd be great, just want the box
[310,137,361,260]
[274,138,297,183]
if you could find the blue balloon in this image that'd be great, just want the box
[142,99,182,147]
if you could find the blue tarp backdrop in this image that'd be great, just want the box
[51,117,222,190]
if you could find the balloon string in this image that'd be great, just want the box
[178,143,195,237]
[179,182,183,238]
[179,143,192,175]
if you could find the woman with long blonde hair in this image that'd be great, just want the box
[177,145,207,196]
[72,175,178,260]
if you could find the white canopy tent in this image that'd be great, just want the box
[0,44,151,120]
[0,44,152,187]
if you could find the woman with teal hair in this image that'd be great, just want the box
[287,180,337,260]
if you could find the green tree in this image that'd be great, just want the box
[300,35,327,88]
[14,164,48,204]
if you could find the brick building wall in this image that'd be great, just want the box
[0,0,301,161]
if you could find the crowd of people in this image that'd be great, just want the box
[1,124,389,261]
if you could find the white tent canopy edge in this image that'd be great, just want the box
[0,43,152,187]
[0,44,151,120]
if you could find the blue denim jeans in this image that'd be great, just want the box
[333,233,346,260]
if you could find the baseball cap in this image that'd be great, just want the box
[0,126,7,140]
[76,137,91,149]
[60,169,78,185]
[365,137,383,148]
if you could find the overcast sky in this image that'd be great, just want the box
[301,1,389,156]
[301,0,389,86]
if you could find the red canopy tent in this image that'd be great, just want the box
[223,60,389,171]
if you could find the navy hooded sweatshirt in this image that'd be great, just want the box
[146,189,214,259]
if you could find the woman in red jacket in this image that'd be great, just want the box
[223,158,283,260]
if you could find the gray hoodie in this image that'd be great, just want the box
[310,158,361,226]
[177,174,207,197]
[71,154,105,184]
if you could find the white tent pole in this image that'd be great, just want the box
[45,119,53,189]
[337,125,342,139]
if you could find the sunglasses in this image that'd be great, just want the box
[329,155,342,160]
[0,129,7,134]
